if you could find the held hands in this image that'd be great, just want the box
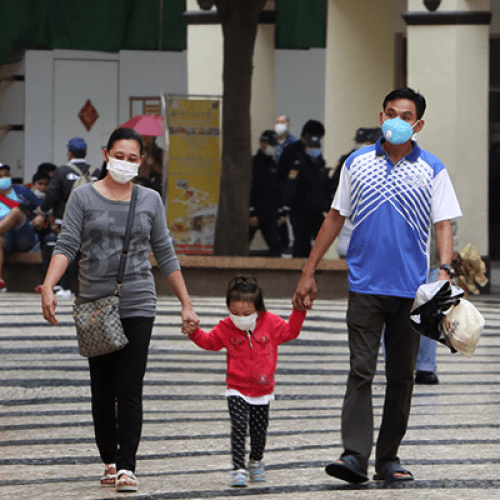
[292,272,317,310]
[181,305,200,335]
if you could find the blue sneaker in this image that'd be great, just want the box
[248,460,265,482]
[231,469,248,487]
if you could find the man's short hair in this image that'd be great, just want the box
[0,163,10,172]
[276,114,291,124]
[301,120,325,139]
[383,87,426,120]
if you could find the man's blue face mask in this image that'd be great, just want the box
[306,148,322,159]
[381,117,419,145]
[0,177,12,191]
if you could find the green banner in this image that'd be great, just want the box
[275,0,327,49]
[0,0,327,65]
[0,0,187,64]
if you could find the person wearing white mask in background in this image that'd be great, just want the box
[41,127,199,493]
[249,130,283,257]
[274,114,297,163]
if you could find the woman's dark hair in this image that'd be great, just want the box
[226,276,266,312]
[383,87,427,120]
[106,127,145,156]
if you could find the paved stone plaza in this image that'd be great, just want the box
[1,292,499,500]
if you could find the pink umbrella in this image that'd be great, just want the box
[119,115,165,136]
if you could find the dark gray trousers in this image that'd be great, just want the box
[341,292,420,473]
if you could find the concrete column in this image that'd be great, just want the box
[186,0,223,96]
[404,0,491,257]
[251,22,276,151]
[184,1,275,151]
[324,0,397,167]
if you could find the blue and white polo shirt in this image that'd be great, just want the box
[332,139,462,299]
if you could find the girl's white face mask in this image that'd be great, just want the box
[230,312,258,331]
[107,157,140,184]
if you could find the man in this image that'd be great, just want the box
[249,130,283,257]
[274,114,297,163]
[0,164,45,290]
[293,88,462,483]
[39,137,99,297]
[280,120,331,257]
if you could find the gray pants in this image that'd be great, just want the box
[341,292,420,473]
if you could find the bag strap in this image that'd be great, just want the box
[67,163,92,180]
[114,185,138,296]
[0,193,20,209]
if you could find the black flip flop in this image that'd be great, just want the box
[325,455,369,484]
[373,461,414,482]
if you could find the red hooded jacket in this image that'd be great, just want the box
[189,308,306,397]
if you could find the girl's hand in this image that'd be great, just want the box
[41,285,59,325]
[181,305,199,335]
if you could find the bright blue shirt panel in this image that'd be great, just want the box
[333,140,461,299]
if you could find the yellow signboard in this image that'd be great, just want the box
[166,98,221,255]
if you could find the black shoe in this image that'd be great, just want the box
[415,370,439,384]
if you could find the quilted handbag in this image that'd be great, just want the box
[74,295,128,357]
[73,186,137,358]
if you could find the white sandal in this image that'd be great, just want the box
[100,463,117,486]
[116,469,138,492]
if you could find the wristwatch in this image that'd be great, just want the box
[439,264,455,276]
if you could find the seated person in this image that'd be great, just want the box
[31,172,57,292]
[0,164,45,290]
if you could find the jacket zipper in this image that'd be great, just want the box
[246,330,253,348]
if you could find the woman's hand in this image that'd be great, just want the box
[181,304,199,335]
[41,285,59,325]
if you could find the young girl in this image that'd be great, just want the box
[185,276,306,487]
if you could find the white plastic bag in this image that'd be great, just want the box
[441,299,485,357]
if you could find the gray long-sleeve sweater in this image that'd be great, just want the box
[54,183,180,318]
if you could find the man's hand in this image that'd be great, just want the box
[293,272,317,310]
[249,216,259,228]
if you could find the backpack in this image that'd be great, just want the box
[67,163,92,195]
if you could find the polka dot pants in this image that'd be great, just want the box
[227,396,269,470]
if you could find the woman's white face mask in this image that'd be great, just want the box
[107,157,140,184]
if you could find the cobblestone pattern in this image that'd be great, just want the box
[1,293,500,500]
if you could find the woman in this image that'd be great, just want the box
[41,127,199,492]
